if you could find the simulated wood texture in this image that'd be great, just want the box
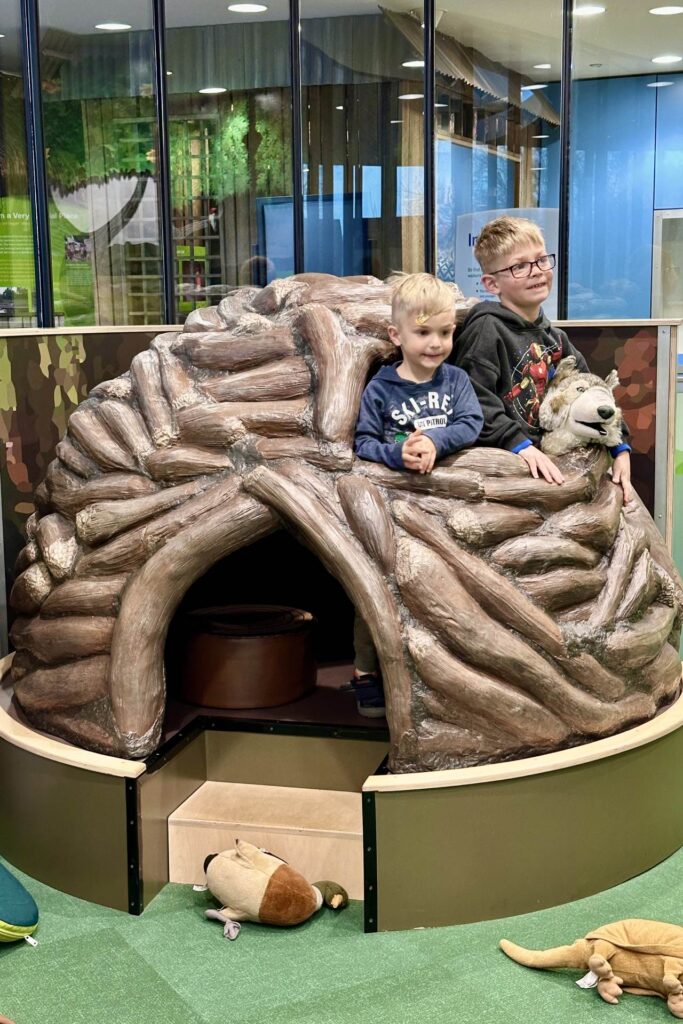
[168,781,364,899]
[8,278,682,771]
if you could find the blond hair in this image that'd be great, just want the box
[474,216,545,273]
[391,272,454,325]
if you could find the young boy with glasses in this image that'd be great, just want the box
[452,215,633,501]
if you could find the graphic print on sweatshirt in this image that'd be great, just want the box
[388,391,454,439]
[503,339,563,426]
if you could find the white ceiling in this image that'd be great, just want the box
[0,0,681,80]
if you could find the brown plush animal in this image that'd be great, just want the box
[203,839,348,939]
[539,356,623,455]
[501,919,683,1017]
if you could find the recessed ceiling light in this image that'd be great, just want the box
[0,34,5,38]
[523,83,548,90]
[95,22,132,30]
[435,103,448,108]
[199,86,227,94]
[649,6,683,13]
[227,3,268,10]
[652,54,683,63]
[398,93,424,100]
[335,105,344,110]
[532,134,550,139]
[402,59,425,68]
[647,79,674,85]
[391,120,403,123]
[533,63,552,69]
[166,70,173,76]
[574,4,606,15]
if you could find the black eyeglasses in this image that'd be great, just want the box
[489,254,556,279]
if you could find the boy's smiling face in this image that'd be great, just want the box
[481,242,553,322]
[388,307,455,383]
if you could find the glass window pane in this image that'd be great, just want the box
[0,5,37,328]
[38,3,163,326]
[570,4,681,319]
[434,2,562,314]
[165,2,294,314]
[301,2,426,277]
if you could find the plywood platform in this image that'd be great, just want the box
[168,781,364,898]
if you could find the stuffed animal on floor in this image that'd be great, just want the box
[539,356,623,456]
[203,839,348,940]
[501,919,683,1017]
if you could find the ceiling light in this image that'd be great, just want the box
[95,22,132,30]
[652,54,682,63]
[523,83,548,90]
[649,5,683,13]
[574,4,606,15]
[227,3,268,10]
[199,86,227,94]
[402,59,425,68]
[166,70,173,76]
[533,134,550,139]
[533,63,551,69]
[390,120,403,124]
[335,105,344,110]
[647,79,674,85]
[0,34,5,38]
[398,93,424,100]
[435,103,448,108]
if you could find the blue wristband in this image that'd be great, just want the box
[609,443,631,457]
[511,439,533,454]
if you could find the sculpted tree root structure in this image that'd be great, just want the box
[9,274,683,771]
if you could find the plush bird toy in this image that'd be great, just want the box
[203,839,348,939]
[501,919,683,1017]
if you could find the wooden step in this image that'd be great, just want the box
[168,780,364,899]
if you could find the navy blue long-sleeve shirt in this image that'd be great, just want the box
[354,362,483,470]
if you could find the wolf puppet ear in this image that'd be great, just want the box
[604,369,620,391]
[551,356,576,385]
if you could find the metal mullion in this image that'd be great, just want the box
[152,0,176,324]
[423,0,435,274]
[20,0,54,328]
[289,0,305,273]
[557,0,573,319]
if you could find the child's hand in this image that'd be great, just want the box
[402,430,437,474]
[612,451,633,504]
[518,446,565,484]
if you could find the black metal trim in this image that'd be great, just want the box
[423,0,435,274]
[125,778,142,914]
[289,0,305,273]
[362,790,378,932]
[557,0,574,320]
[19,0,54,327]
[151,0,176,324]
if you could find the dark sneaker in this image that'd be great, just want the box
[351,673,386,719]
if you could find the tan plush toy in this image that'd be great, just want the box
[203,839,348,940]
[501,920,683,1017]
[538,356,623,456]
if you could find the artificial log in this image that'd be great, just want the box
[518,567,607,612]
[76,477,242,577]
[602,604,678,671]
[76,479,206,546]
[243,465,413,753]
[153,336,203,410]
[253,436,353,471]
[589,521,646,628]
[356,460,484,500]
[201,357,311,403]
[145,446,233,482]
[441,448,530,478]
[14,540,39,575]
[491,535,602,574]
[540,477,622,551]
[554,651,627,701]
[416,708,522,759]
[337,476,396,575]
[130,349,176,446]
[251,277,309,314]
[55,438,99,479]
[109,495,279,755]
[47,463,158,518]
[392,501,565,659]
[215,287,260,326]
[294,279,391,310]
[179,400,308,441]
[642,644,682,702]
[67,405,139,474]
[297,303,392,444]
[274,460,346,523]
[40,576,127,617]
[88,374,133,402]
[446,503,543,547]
[35,513,79,580]
[97,399,155,465]
[483,448,609,512]
[334,300,393,338]
[181,328,297,371]
[10,615,114,664]
[183,304,226,332]
[9,562,53,614]
[407,627,568,746]
[616,551,660,621]
[419,689,523,749]
[14,656,110,712]
[31,706,118,755]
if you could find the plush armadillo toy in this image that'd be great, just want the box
[501,919,683,1017]
[203,839,348,940]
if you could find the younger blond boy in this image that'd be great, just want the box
[452,216,632,500]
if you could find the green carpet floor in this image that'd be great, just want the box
[2,848,683,1024]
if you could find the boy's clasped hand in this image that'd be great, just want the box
[401,428,437,474]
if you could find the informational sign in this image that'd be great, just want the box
[454,207,559,321]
